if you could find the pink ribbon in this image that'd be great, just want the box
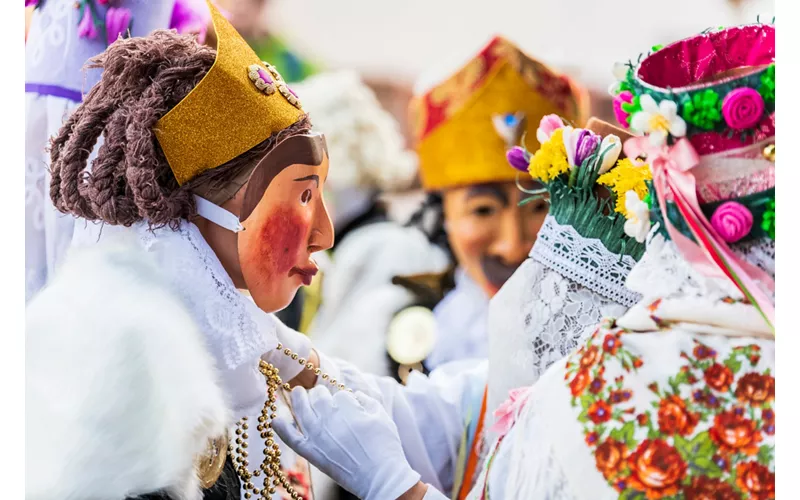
[624,137,775,331]
[490,386,532,436]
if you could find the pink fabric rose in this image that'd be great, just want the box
[613,91,634,128]
[490,386,532,436]
[536,114,564,144]
[710,201,753,243]
[106,7,132,45]
[77,6,98,40]
[722,88,765,130]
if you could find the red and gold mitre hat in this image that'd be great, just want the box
[154,0,305,185]
[410,36,589,191]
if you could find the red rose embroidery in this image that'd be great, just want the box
[594,439,627,480]
[637,413,649,426]
[580,345,602,368]
[692,343,717,360]
[735,462,775,499]
[626,439,687,499]
[589,376,606,394]
[610,390,633,404]
[709,409,762,456]
[602,334,620,354]
[570,369,591,396]
[588,401,612,424]
[735,372,775,406]
[657,395,700,436]
[704,363,734,392]
[682,475,741,500]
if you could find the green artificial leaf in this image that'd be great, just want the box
[758,445,775,465]
[690,455,724,479]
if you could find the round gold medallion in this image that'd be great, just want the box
[387,306,437,366]
[195,434,229,489]
[762,143,775,163]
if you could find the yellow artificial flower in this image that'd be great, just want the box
[597,158,652,216]
[528,128,569,182]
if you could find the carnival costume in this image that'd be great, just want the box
[388,36,589,382]
[28,4,423,499]
[471,22,776,499]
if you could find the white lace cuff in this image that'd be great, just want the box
[530,215,641,307]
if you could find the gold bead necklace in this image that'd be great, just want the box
[229,343,350,499]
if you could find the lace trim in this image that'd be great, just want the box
[486,259,628,415]
[530,215,642,307]
[625,232,775,304]
[80,221,273,370]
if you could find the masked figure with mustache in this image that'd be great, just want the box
[384,36,590,385]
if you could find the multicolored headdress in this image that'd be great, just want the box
[154,0,305,185]
[612,22,776,332]
[410,36,589,191]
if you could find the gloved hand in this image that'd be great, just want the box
[272,386,423,500]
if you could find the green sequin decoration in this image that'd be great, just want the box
[681,89,723,130]
[761,198,775,240]
[759,64,776,104]
[651,44,664,52]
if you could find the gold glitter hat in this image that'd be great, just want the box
[154,0,305,185]
[410,36,589,191]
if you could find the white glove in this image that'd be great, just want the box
[273,386,422,500]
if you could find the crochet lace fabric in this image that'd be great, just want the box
[530,215,642,307]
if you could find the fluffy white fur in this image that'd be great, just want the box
[26,237,230,500]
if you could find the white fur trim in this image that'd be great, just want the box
[26,239,230,500]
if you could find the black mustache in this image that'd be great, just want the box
[480,255,522,289]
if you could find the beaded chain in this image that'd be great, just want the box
[229,343,351,499]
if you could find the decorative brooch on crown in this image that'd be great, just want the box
[248,62,302,109]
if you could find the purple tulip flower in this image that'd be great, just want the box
[77,5,98,40]
[106,7,132,45]
[506,146,530,172]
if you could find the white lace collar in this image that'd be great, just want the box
[71,220,277,371]
[618,233,774,337]
[529,215,641,307]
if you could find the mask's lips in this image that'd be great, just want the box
[480,255,521,290]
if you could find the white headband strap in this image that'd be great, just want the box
[194,195,244,233]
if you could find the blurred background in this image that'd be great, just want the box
[265,0,774,144]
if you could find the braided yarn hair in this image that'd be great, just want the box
[49,30,310,229]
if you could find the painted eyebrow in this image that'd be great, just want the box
[465,184,509,206]
[294,175,319,187]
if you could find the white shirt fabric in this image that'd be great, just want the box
[427,269,490,370]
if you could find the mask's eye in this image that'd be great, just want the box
[300,189,313,206]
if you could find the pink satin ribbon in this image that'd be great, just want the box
[490,386,532,436]
[624,137,775,332]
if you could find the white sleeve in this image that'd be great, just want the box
[422,484,451,500]
[334,357,488,495]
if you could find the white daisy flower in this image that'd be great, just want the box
[623,190,651,243]
[629,94,687,146]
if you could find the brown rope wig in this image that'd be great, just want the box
[49,30,310,229]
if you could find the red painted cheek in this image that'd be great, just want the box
[252,207,309,281]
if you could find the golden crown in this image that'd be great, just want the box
[154,1,305,185]
[409,36,589,191]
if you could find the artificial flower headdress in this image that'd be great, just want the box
[507,115,651,261]
[615,22,776,332]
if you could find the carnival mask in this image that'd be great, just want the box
[195,133,334,313]
[441,180,548,297]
